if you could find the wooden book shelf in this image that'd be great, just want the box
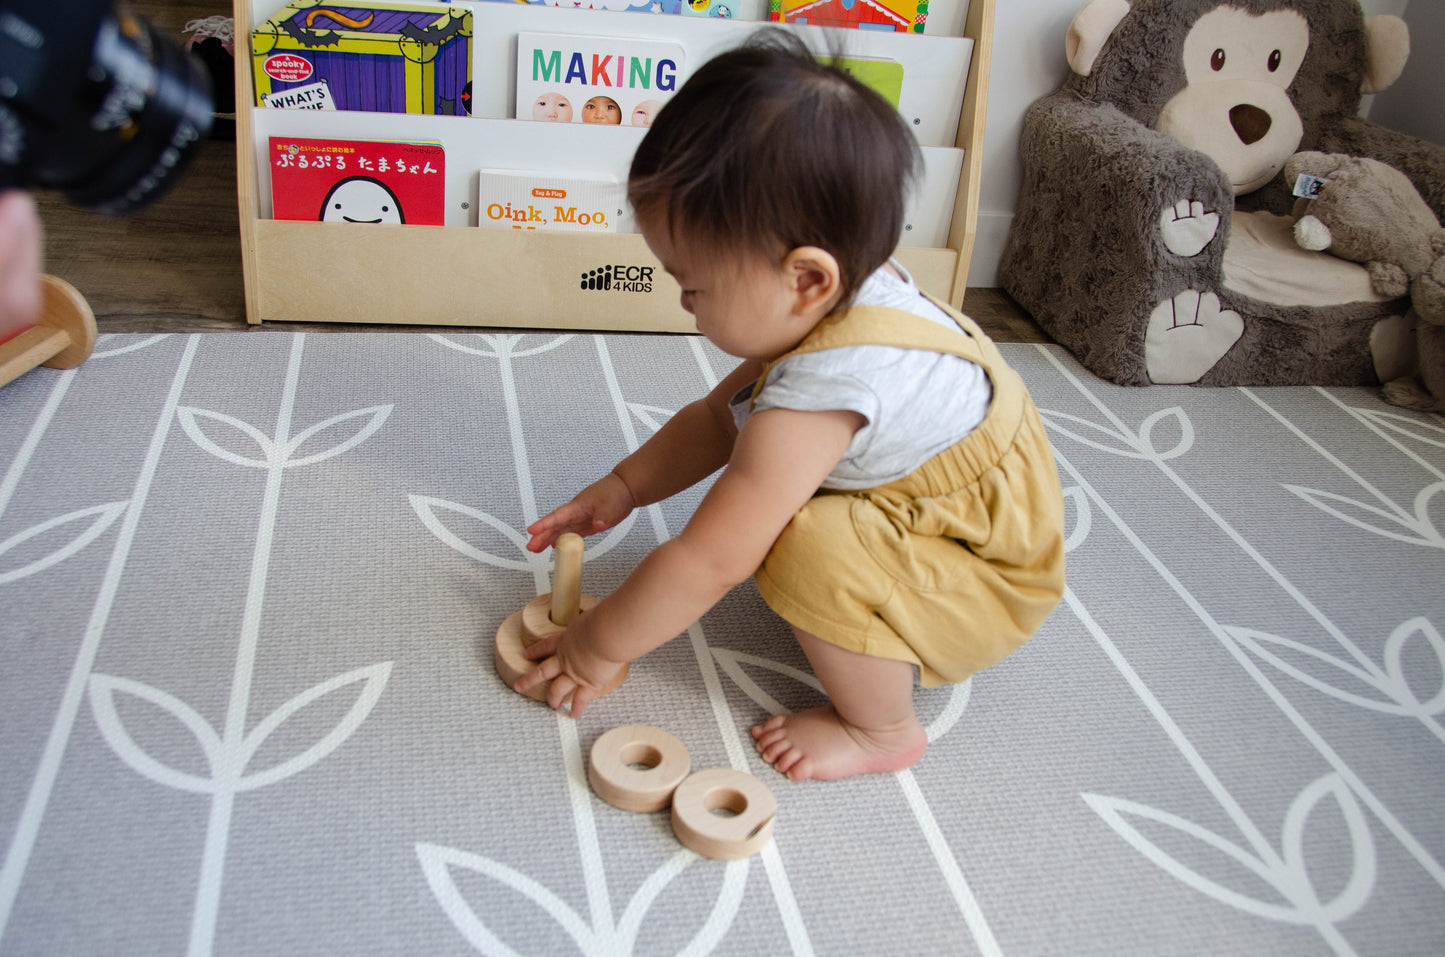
[233,0,993,331]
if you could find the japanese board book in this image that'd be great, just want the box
[269,136,446,225]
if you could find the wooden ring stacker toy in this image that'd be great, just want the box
[494,532,628,702]
[671,769,777,861]
[0,276,98,389]
[588,725,691,813]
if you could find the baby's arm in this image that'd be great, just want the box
[517,403,865,715]
[526,359,761,552]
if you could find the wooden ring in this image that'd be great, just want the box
[521,592,597,645]
[670,769,776,861]
[587,725,691,812]
[493,593,623,703]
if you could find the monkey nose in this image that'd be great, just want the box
[1229,104,1272,146]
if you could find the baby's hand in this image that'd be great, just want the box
[515,623,626,718]
[526,472,636,552]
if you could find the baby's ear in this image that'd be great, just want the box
[783,247,842,315]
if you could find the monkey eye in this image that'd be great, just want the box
[1211,48,1226,71]
[1267,49,1282,72]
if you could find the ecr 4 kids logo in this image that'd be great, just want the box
[580,264,654,293]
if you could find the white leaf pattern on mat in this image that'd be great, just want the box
[712,649,970,744]
[177,408,275,467]
[410,495,640,571]
[628,403,675,434]
[1229,620,1445,719]
[284,406,393,467]
[1084,773,1375,927]
[1063,486,1091,553]
[88,663,391,793]
[178,405,393,470]
[1041,407,1194,461]
[416,842,746,956]
[90,334,172,358]
[88,674,223,792]
[409,496,532,569]
[429,333,575,360]
[0,501,127,584]
[236,662,392,789]
[1349,406,1445,452]
[1282,481,1445,549]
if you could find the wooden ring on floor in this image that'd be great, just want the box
[588,725,692,813]
[670,769,776,861]
[494,593,622,703]
[520,592,596,645]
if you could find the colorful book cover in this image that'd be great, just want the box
[269,137,446,225]
[478,169,625,233]
[251,1,473,115]
[531,0,735,16]
[515,32,685,129]
[833,56,903,108]
[769,0,927,34]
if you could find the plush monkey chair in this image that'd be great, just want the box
[999,0,1445,389]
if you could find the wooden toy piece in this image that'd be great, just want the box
[588,725,692,813]
[550,532,584,626]
[493,532,628,702]
[671,769,777,861]
[0,275,98,388]
[494,593,612,701]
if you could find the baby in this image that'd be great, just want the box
[519,31,1065,782]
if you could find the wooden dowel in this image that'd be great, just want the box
[550,532,584,626]
[0,326,70,389]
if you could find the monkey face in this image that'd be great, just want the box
[1154,7,1309,194]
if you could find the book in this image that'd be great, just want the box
[251,1,473,115]
[833,56,903,109]
[769,0,927,34]
[478,169,627,233]
[269,137,446,225]
[515,32,686,129]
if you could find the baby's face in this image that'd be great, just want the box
[638,208,805,361]
[531,92,573,122]
[630,100,662,127]
[582,96,621,125]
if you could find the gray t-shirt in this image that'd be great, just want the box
[730,263,992,490]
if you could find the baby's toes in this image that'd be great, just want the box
[751,714,786,739]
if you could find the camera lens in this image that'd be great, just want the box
[0,2,213,215]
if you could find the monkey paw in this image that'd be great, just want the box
[1160,200,1220,257]
[1144,289,1244,384]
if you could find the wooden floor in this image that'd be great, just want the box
[33,1,1048,343]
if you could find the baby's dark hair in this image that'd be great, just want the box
[628,29,922,310]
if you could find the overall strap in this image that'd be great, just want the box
[749,299,1002,412]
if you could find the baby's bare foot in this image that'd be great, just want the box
[750,706,926,781]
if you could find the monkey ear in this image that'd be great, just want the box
[1066,0,1130,77]
[1361,15,1409,95]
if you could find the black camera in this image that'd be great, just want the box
[0,0,213,215]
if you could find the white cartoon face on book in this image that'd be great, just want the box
[320,177,405,225]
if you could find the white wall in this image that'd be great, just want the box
[967,0,1429,286]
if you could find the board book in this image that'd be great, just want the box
[269,136,446,225]
[515,32,686,129]
[251,1,473,116]
[477,170,627,234]
[769,0,928,33]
